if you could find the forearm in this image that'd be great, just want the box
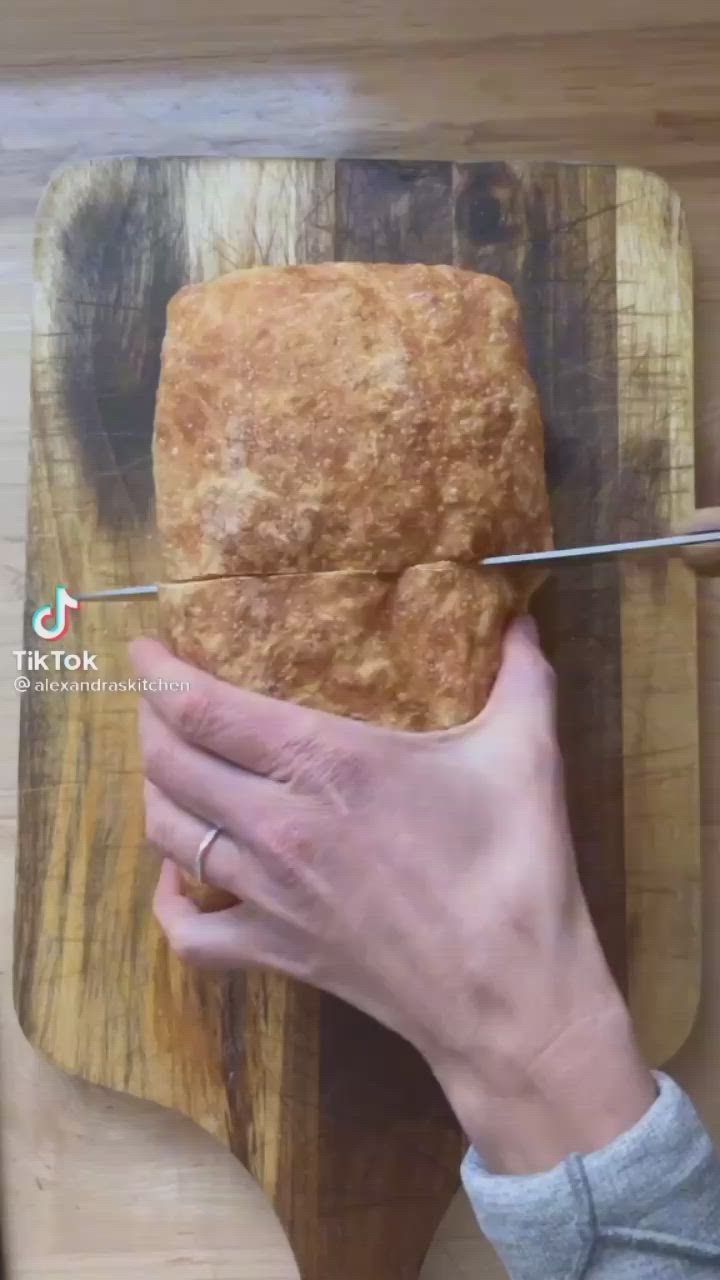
[428,905,720,1275]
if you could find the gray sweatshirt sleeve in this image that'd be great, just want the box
[461,1072,720,1278]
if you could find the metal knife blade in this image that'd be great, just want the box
[73,530,720,601]
[76,583,160,601]
[482,530,720,566]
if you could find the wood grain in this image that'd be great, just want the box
[615,168,699,1060]
[3,2,719,68]
[15,156,700,1277]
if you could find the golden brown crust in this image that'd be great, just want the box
[155,262,551,730]
[159,563,533,731]
[154,263,551,580]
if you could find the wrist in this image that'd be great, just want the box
[428,916,656,1174]
[451,1003,654,1175]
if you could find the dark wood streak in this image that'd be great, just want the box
[318,995,462,1279]
[221,975,250,1169]
[335,160,453,263]
[50,159,188,529]
[49,158,195,1090]
[276,980,320,1280]
[454,162,627,988]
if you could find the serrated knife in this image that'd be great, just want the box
[72,530,720,602]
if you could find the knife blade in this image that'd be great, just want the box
[73,530,720,602]
[482,530,720,565]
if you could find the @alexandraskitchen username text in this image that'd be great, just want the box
[14,676,190,694]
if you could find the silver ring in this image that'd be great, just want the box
[194,825,222,884]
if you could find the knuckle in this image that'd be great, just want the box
[322,746,372,797]
[144,797,168,849]
[174,689,220,743]
[145,802,181,857]
[269,713,324,779]
[261,811,307,861]
[275,729,371,803]
[256,807,317,895]
[143,737,178,785]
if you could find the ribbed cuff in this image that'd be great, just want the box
[461,1072,720,1280]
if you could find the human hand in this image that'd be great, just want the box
[131,618,654,1173]
[678,506,720,575]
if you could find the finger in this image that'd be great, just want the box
[130,637,358,775]
[153,859,308,975]
[153,859,247,969]
[676,507,720,577]
[154,857,197,917]
[139,699,284,848]
[481,615,556,721]
[144,780,265,902]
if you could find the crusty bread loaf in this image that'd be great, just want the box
[154,262,551,730]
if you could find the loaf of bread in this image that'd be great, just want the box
[154,262,551,730]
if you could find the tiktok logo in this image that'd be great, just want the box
[32,585,80,641]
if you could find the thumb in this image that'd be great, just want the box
[481,615,557,723]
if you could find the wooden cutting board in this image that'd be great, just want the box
[16,159,700,1280]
